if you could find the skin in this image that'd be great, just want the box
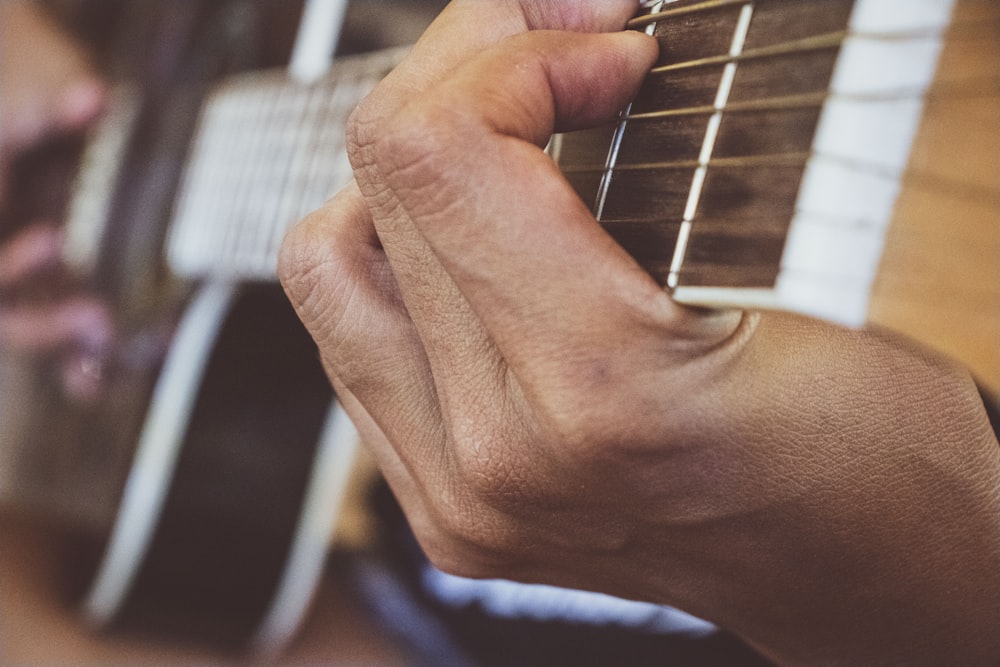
[0,2,112,400]
[279,1,1000,664]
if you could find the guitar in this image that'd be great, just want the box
[0,0,400,657]
[165,0,996,388]
[2,0,995,660]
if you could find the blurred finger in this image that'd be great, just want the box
[0,225,63,287]
[0,295,112,354]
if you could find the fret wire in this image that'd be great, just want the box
[257,83,315,273]
[227,83,282,268]
[594,1,664,220]
[627,0,748,29]
[668,1,754,288]
[250,84,311,271]
[298,75,349,217]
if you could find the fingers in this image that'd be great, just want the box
[0,295,112,355]
[291,2,648,458]
[354,0,640,115]
[374,31,740,388]
[0,226,64,288]
[0,3,106,154]
[342,2,648,434]
[280,182,447,472]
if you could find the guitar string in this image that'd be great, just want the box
[629,0,752,28]
[562,149,999,204]
[628,0,997,30]
[646,20,999,77]
[584,2,1000,250]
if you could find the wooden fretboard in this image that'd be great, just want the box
[165,47,406,280]
[555,0,956,327]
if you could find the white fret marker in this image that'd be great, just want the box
[669,2,754,286]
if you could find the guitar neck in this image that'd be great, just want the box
[154,1,998,388]
[556,0,956,328]
[166,47,407,280]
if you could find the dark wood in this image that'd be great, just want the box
[557,0,855,291]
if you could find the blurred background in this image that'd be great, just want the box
[0,0,996,665]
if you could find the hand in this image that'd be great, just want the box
[0,3,111,401]
[0,2,106,202]
[0,225,113,401]
[280,1,1000,664]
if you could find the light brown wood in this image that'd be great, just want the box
[870,0,1000,394]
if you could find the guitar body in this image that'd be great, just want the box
[1,0,350,654]
[76,283,335,652]
[869,0,999,394]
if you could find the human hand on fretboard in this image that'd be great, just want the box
[280,1,999,665]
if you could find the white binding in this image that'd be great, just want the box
[673,0,957,327]
[251,402,361,655]
[82,281,235,626]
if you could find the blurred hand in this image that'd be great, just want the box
[0,3,111,401]
[280,1,1000,664]
[0,2,106,201]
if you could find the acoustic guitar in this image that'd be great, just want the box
[1,0,995,660]
[0,0,395,656]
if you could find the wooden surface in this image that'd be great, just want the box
[869,0,1000,394]
[0,511,413,666]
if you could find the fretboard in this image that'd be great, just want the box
[555,0,956,327]
[165,47,406,280]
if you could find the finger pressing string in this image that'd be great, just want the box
[371,31,742,373]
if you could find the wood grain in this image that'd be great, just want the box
[869,0,1000,393]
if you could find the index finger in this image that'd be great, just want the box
[372,31,742,384]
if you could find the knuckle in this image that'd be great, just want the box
[278,209,354,336]
[345,93,380,171]
[516,0,637,31]
[348,88,466,223]
[278,210,331,307]
[372,101,464,205]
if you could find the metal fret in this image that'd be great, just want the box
[552,0,958,327]
[669,1,755,288]
[167,47,405,280]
